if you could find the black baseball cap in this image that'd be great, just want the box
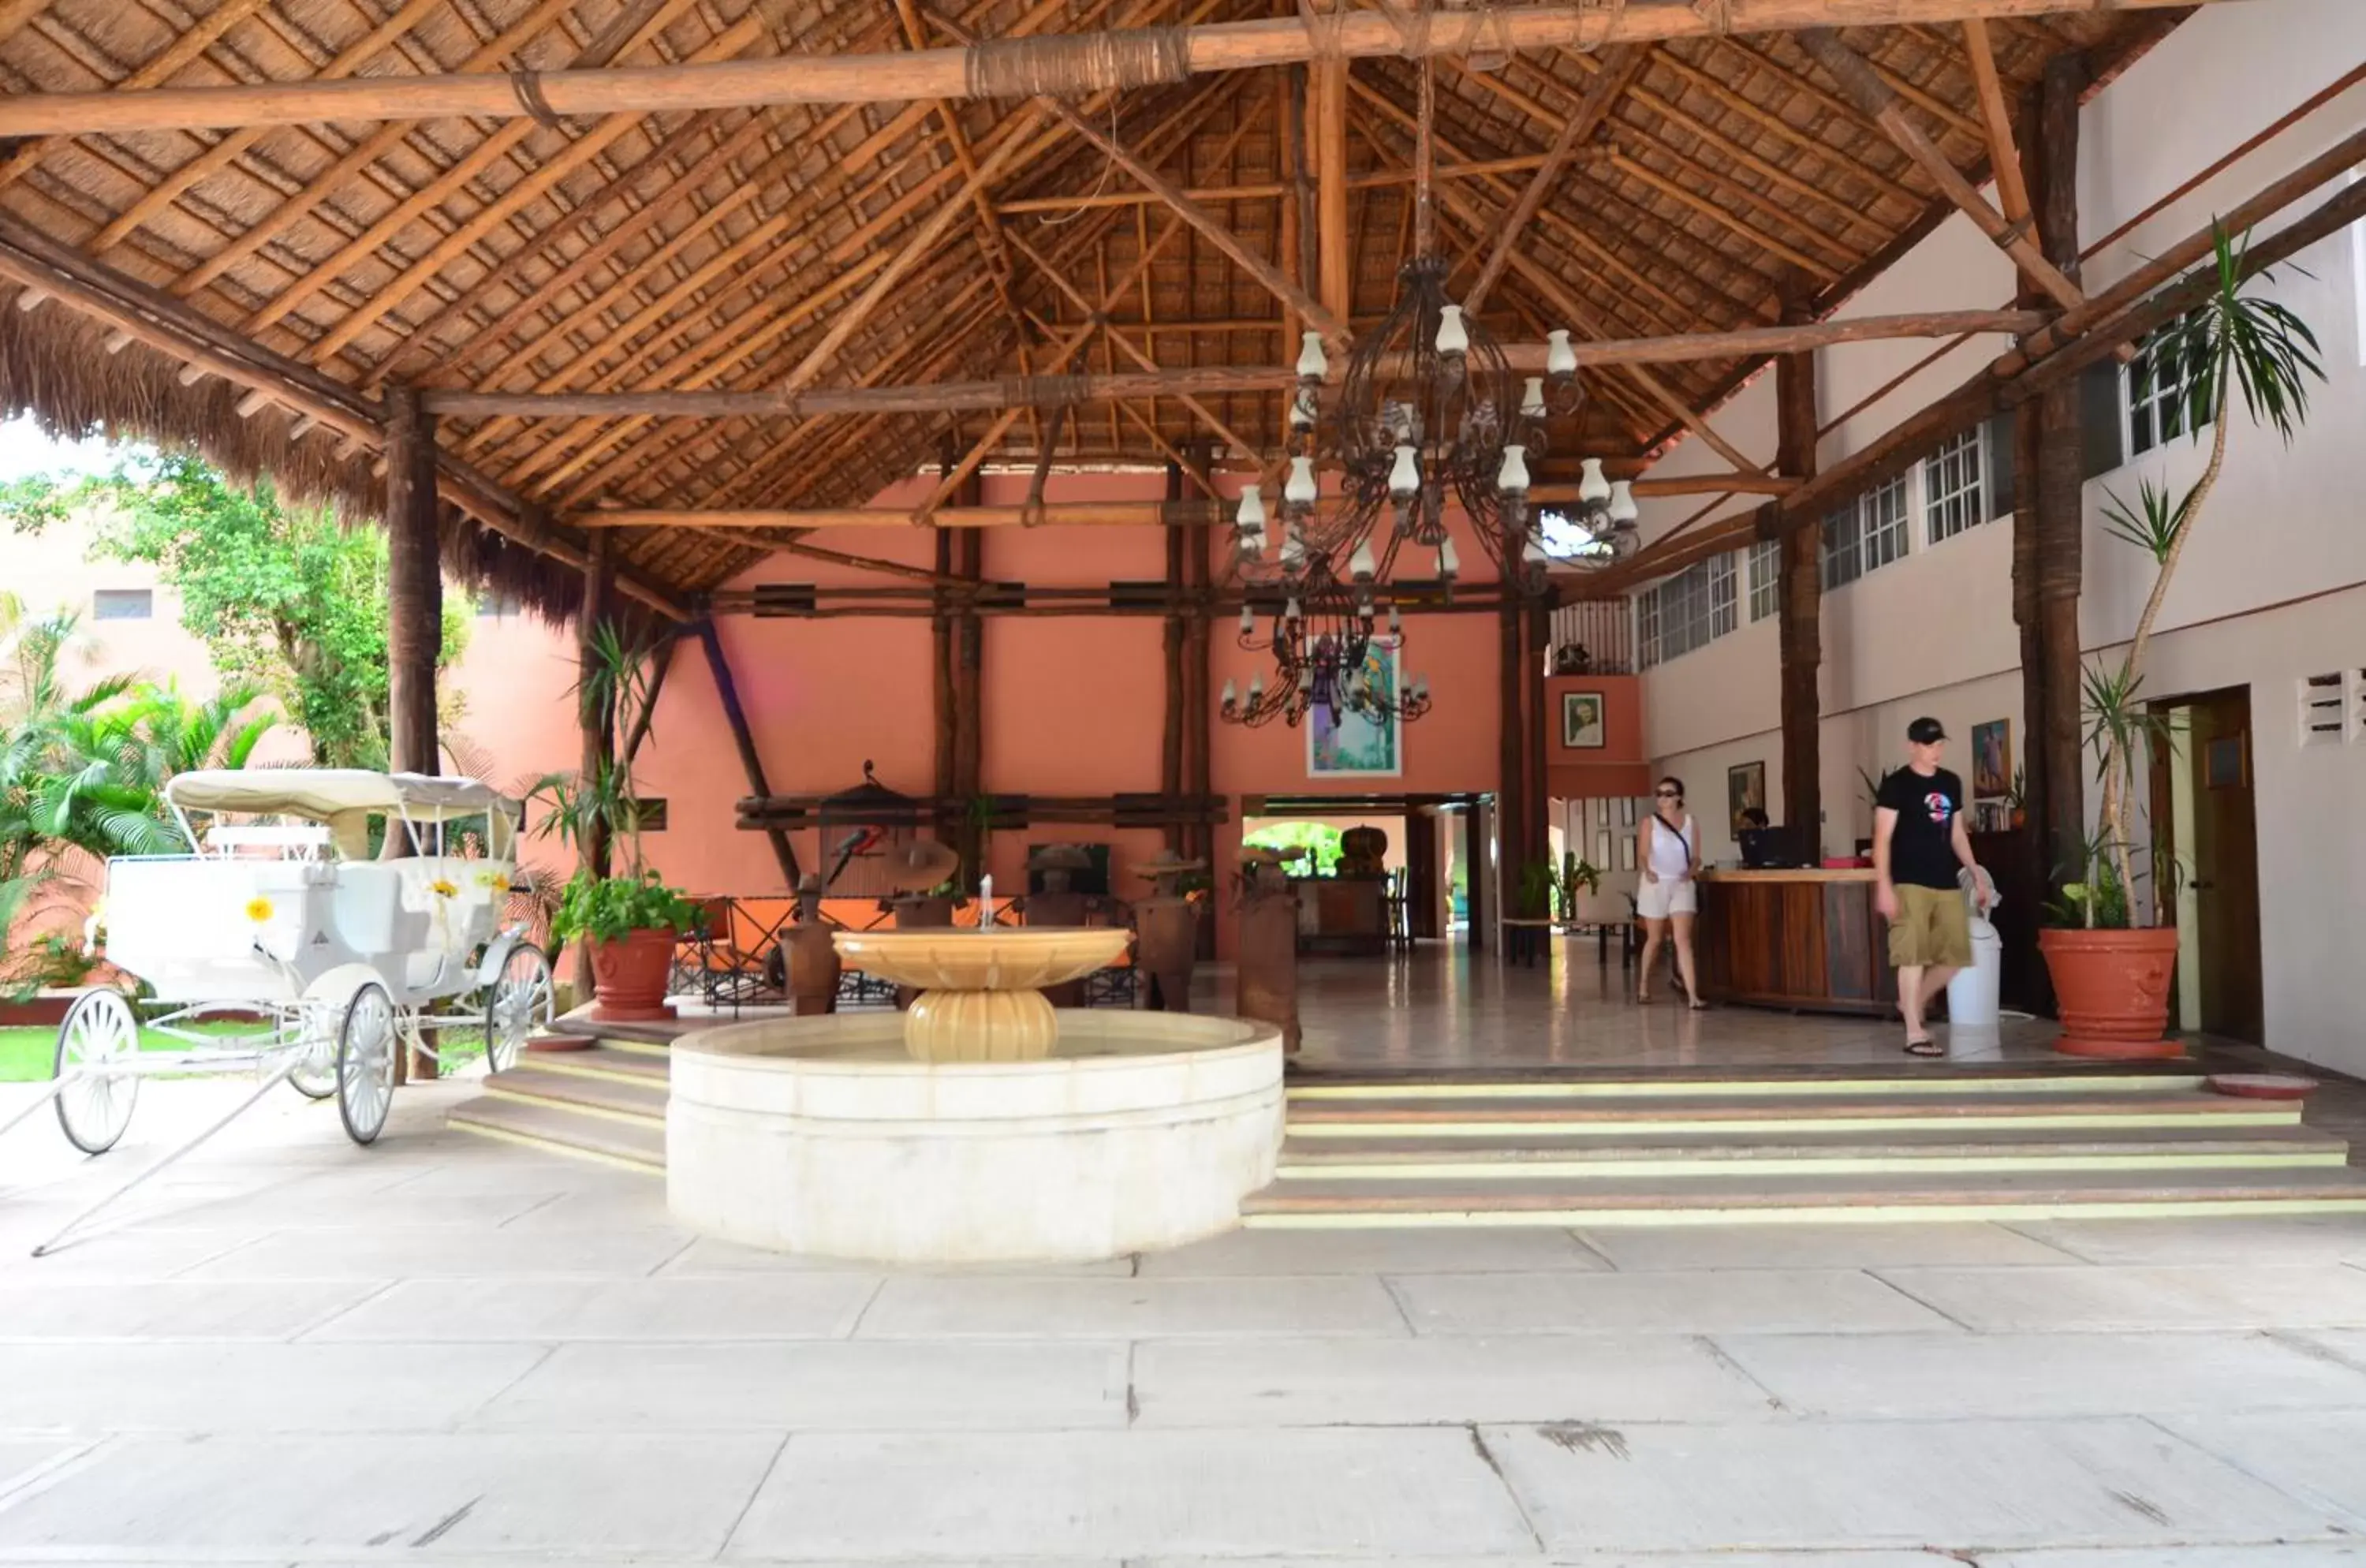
[1907,716,1948,745]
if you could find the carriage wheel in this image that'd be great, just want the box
[334,983,397,1145]
[286,1003,338,1100]
[484,943,554,1074]
[53,987,141,1155]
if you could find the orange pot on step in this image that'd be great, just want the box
[586,926,678,1023]
[2038,926,2182,1058]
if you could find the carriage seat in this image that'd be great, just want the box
[329,864,420,958]
[205,824,331,860]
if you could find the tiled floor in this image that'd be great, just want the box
[6,1068,2366,1563]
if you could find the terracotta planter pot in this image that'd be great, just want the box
[585,926,679,1023]
[2039,926,2183,1058]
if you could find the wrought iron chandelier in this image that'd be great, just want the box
[1219,50,1640,731]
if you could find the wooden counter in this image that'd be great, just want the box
[1290,875,1388,956]
[1695,868,1898,1016]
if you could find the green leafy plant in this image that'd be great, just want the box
[549,868,703,946]
[2073,223,2323,927]
[1242,821,1345,875]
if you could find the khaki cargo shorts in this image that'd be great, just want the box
[1888,883,1972,969]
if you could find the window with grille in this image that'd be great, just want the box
[1636,553,1736,669]
[1923,426,1990,543]
[2126,325,2206,457]
[1822,474,1910,590]
[1748,538,1780,622]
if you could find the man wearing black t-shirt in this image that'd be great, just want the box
[1872,716,1991,1057]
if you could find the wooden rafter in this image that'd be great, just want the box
[1464,45,1644,315]
[1960,17,2033,227]
[0,2,2223,138]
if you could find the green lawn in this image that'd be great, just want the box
[0,1018,259,1083]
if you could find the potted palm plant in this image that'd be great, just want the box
[532,623,701,1023]
[2039,225,2321,1057]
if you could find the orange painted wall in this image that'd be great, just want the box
[1545,673,1651,802]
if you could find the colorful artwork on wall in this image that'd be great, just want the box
[1307,638,1404,778]
[1562,691,1606,749]
[1972,719,2013,800]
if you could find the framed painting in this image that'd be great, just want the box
[1971,719,2013,800]
[1726,760,1767,837]
[1307,637,1404,778]
[1561,690,1607,749]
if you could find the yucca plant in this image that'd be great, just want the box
[2075,222,2323,927]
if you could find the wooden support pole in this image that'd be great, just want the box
[931,452,958,806]
[578,534,615,885]
[952,470,986,886]
[2032,50,2087,906]
[1796,28,2085,312]
[0,1,2222,138]
[1961,18,2032,229]
[1772,304,1822,858]
[696,620,802,890]
[1313,50,1351,323]
[1162,461,1187,851]
[383,385,442,784]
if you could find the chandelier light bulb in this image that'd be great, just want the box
[1578,457,1611,506]
[1248,671,1263,703]
[1496,442,1531,493]
[1608,480,1639,525]
[1238,603,1256,636]
[1546,328,1577,379]
[1438,536,1461,581]
[1387,443,1421,498]
[1348,539,1377,582]
[1413,676,1431,703]
[1389,605,1402,636]
[1284,455,1319,507]
[1236,486,1267,532]
[1435,304,1469,357]
[1521,377,1547,420]
[1221,678,1238,711]
[1284,595,1303,623]
[1296,330,1328,380]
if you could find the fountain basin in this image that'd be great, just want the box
[667,1010,1286,1263]
[833,928,1131,1062]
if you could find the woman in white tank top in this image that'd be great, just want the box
[1635,775,1705,1009]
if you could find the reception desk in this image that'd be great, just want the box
[1290,875,1388,956]
[1696,868,1899,1016]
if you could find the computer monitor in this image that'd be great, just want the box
[1740,826,1805,869]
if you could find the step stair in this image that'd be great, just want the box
[448,1025,670,1174]
[1243,1073,2366,1228]
[445,1047,2366,1226]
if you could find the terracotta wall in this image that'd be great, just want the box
[1543,673,1651,803]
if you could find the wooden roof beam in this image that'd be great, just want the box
[0,2,2222,137]
[1795,28,2084,309]
[1465,45,1644,315]
[1960,17,2034,230]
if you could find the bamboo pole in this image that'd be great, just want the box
[0,1,2220,137]
[420,310,2043,421]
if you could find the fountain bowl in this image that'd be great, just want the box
[667,1008,1286,1264]
[834,926,1133,1063]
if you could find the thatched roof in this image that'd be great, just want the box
[0,1,2182,613]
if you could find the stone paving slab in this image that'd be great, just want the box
[0,1341,548,1432]
[175,1224,694,1280]
[726,1429,1541,1559]
[1875,1264,2366,1331]
[0,1278,378,1339]
[1390,1267,1957,1335]
[1480,1416,2356,1553]
[2006,1215,2366,1264]
[471,1340,1128,1431]
[301,1274,880,1342]
[1137,1227,1608,1276]
[1576,1220,2082,1271]
[1716,1329,2366,1418]
[0,1433,782,1556]
[1982,1548,2366,1566]
[2155,1411,2366,1522]
[855,1275,1413,1338]
[1133,1335,1774,1427]
[655,1235,1135,1279]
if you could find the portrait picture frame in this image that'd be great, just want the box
[1561,690,1607,749]
[1726,760,1767,838]
[1971,718,2013,801]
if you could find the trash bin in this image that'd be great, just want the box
[1946,871,2003,1029]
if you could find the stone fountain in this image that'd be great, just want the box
[667,857,1285,1264]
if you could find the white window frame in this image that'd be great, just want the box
[2349,167,2365,368]
[1747,538,1780,622]
[1922,425,1989,545]
[2124,330,2206,459]
[1823,473,1911,590]
[1636,553,1737,669]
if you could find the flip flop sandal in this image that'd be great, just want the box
[1905,1036,1942,1058]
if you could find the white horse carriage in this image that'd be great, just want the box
[8,771,555,1251]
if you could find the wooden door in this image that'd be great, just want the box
[2154,689,2263,1042]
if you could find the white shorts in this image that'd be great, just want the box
[1636,877,1698,921]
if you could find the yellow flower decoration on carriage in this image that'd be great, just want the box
[475,868,509,890]
[244,896,274,923]
[428,878,460,899]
